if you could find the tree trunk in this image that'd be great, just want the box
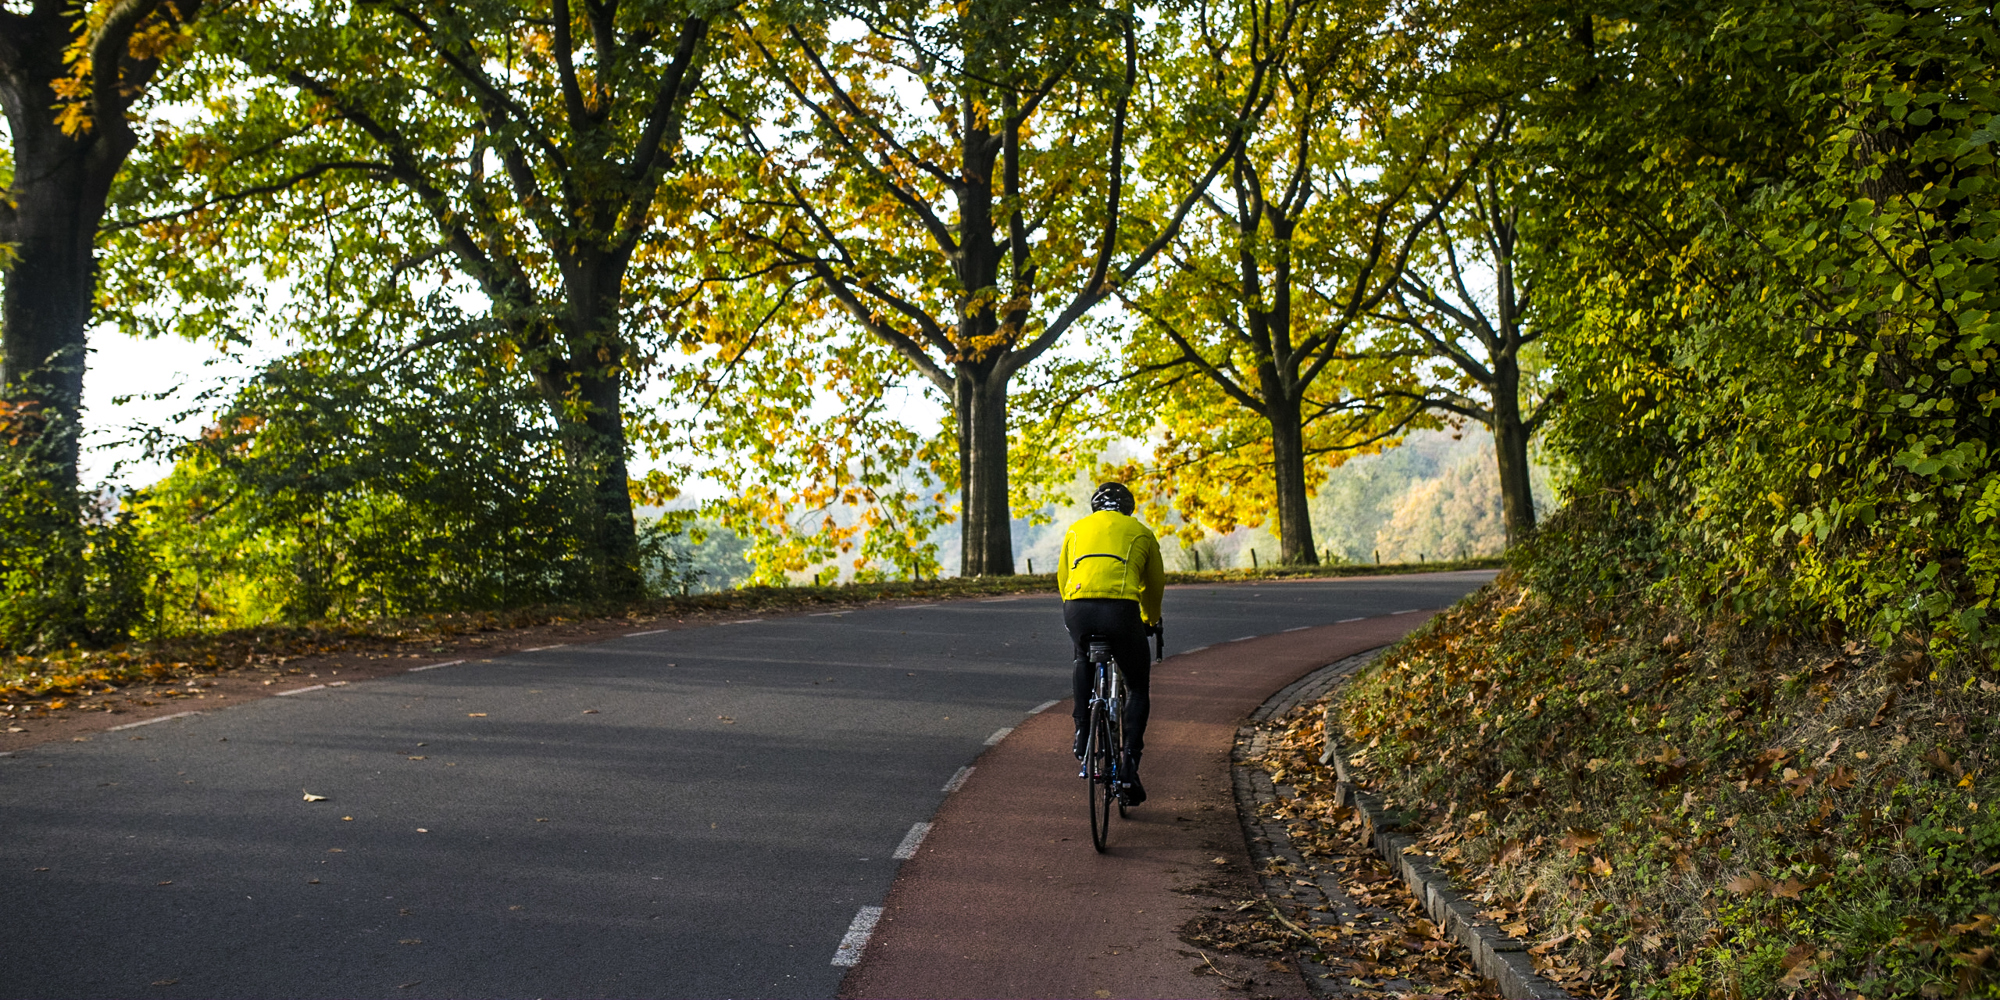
[1265,391,1318,565]
[0,41,129,491]
[1490,364,1537,545]
[956,366,1015,576]
[549,267,641,598]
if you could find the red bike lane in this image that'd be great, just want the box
[839,612,1437,1000]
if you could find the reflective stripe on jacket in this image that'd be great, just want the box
[1057,510,1165,625]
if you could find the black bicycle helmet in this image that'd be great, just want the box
[1090,482,1135,515]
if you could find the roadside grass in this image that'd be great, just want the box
[1331,573,2000,998]
[0,556,1502,705]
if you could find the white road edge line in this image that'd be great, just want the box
[1028,699,1059,715]
[107,711,201,732]
[808,611,848,617]
[275,685,326,697]
[1231,635,1256,642]
[1338,617,1366,623]
[831,906,884,967]
[725,619,762,625]
[522,644,569,652]
[892,822,932,860]
[1393,608,1422,614]
[942,766,974,793]
[1183,645,1209,654]
[627,629,670,636]
[894,605,937,610]
[984,726,1013,746]
[1284,625,1311,632]
[408,659,464,673]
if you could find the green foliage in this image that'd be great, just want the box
[1339,539,2000,998]
[1520,0,2000,652]
[138,344,619,630]
[0,391,152,652]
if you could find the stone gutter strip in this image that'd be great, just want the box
[1315,670,1572,1000]
[1231,646,1573,1000]
[1234,649,1388,994]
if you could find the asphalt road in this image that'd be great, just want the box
[0,570,1494,999]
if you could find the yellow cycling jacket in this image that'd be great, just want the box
[1057,510,1165,625]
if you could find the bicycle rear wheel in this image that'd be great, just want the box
[1086,700,1115,852]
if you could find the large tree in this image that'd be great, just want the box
[114,0,720,594]
[726,0,1291,576]
[1383,117,1555,546]
[1114,0,1471,565]
[0,0,199,489]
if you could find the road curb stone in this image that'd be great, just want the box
[1230,647,1572,1000]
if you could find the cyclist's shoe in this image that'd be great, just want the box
[1121,774,1147,807]
[1072,727,1087,760]
[1120,752,1146,806]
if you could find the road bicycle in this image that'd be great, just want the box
[1080,626,1163,852]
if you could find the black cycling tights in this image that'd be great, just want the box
[1063,598,1151,755]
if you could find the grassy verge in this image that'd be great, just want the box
[1,556,1502,704]
[1330,570,1999,999]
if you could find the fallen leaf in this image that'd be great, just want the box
[342,816,353,822]
[1776,943,1819,989]
[399,938,422,945]
[1982,862,2000,877]
[1950,914,1995,935]
[1725,873,1774,895]
[582,709,599,714]
[1212,857,1228,865]
[1502,921,1530,938]
[1955,946,1994,968]
[1589,856,1614,876]
[467,713,487,718]
[1559,828,1601,854]
[1772,874,1832,899]
[157,880,172,886]
[416,828,428,833]
[302,792,328,802]
[307,878,320,884]
[1600,945,1627,967]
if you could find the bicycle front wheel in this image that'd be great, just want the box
[1086,700,1115,852]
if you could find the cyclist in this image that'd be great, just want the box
[1057,482,1165,806]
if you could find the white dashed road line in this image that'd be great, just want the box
[522,644,569,652]
[1284,625,1310,632]
[1028,699,1059,715]
[832,906,884,966]
[107,711,202,731]
[1338,617,1366,623]
[984,727,1013,746]
[407,660,463,673]
[627,629,670,636]
[275,685,326,697]
[942,766,974,793]
[892,822,932,860]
